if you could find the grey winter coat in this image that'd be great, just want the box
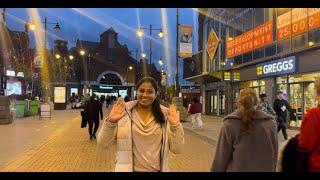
[211,110,278,172]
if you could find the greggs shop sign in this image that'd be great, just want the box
[226,21,273,58]
[256,56,296,77]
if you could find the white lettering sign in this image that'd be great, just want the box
[263,59,294,74]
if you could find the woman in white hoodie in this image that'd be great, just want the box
[97,77,184,172]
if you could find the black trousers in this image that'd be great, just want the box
[277,122,288,140]
[88,120,99,137]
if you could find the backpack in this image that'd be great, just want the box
[281,134,310,172]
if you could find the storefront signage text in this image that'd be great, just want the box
[257,56,296,77]
[99,86,113,90]
[277,8,320,41]
[6,70,15,77]
[226,21,273,58]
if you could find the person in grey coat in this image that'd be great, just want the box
[211,88,278,172]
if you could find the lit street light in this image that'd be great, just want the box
[158,30,164,38]
[69,55,74,60]
[136,24,164,64]
[141,53,146,58]
[55,54,61,59]
[136,29,144,37]
[127,65,133,83]
[158,58,163,66]
[80,50,85,56]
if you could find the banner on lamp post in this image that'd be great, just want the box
[161,73,167,86]
[179,24,193,58]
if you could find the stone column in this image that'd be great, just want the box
[172,97,188,122]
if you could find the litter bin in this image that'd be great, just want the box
[29,100,39,116]
[0,96,13,124]
[15,100,26,118]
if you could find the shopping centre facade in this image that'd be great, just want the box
[185,8,320,124]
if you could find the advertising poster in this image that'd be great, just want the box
[54,86,66,103]
[179,24,193,58]
[6,80,22,96]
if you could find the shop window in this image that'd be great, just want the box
[277,39,291,54]
[265,42,276,57]
[253,8,265,27]
[308,28,320,46]
[253,47,264,60]
[292,33,307,50]
[252,80,259,87]
[276,76,288,84]
[242,52,252,63]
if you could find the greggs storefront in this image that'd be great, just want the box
[230,48,320,127]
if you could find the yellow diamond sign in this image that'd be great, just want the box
[206,29,219,60]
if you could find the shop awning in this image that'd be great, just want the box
[184,72,222,84]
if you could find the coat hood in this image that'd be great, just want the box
[223,109,275,122]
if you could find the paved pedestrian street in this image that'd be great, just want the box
[0,107,215,172]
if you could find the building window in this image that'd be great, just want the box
[253,8,265,27]
[292,33,307,50]
[234,55,242,65]
[243,9,253,31]
[253,47,264,59]
[308,28,320,46]
[242,52,252,63]
[277,39,291,54]
[265,42,277,57]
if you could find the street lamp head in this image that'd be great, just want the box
[136,29,144,37]
[129,66,133,70]
[54,23,61,31]
[29,23,36,31]
[158,59,163,66]
[80,50,85,56]
[158,30,164,38]
[141,53,146,58]
[55,54,61,59]
[69,55,74,60]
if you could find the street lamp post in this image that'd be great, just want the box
[25,18,60,99]
[80,50,92,95]
[127,65,133,84]
[175,8,180,97]
[136,25,163,65]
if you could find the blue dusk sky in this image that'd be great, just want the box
[4,8,200,85]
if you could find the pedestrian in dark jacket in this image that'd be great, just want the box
[106,95,111,108]
[85,94,103,140]
[274,91,291,140]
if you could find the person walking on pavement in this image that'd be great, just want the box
[97,77,184,172]
[100,95,105,107]
[211,88,278,172]
[274,91,291,140]
[85,94,103,140]
[257,94,276,116]
[298,78,320,172]
[188,97,204,130]
[70,93,76,109]
[106,95,111,108]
